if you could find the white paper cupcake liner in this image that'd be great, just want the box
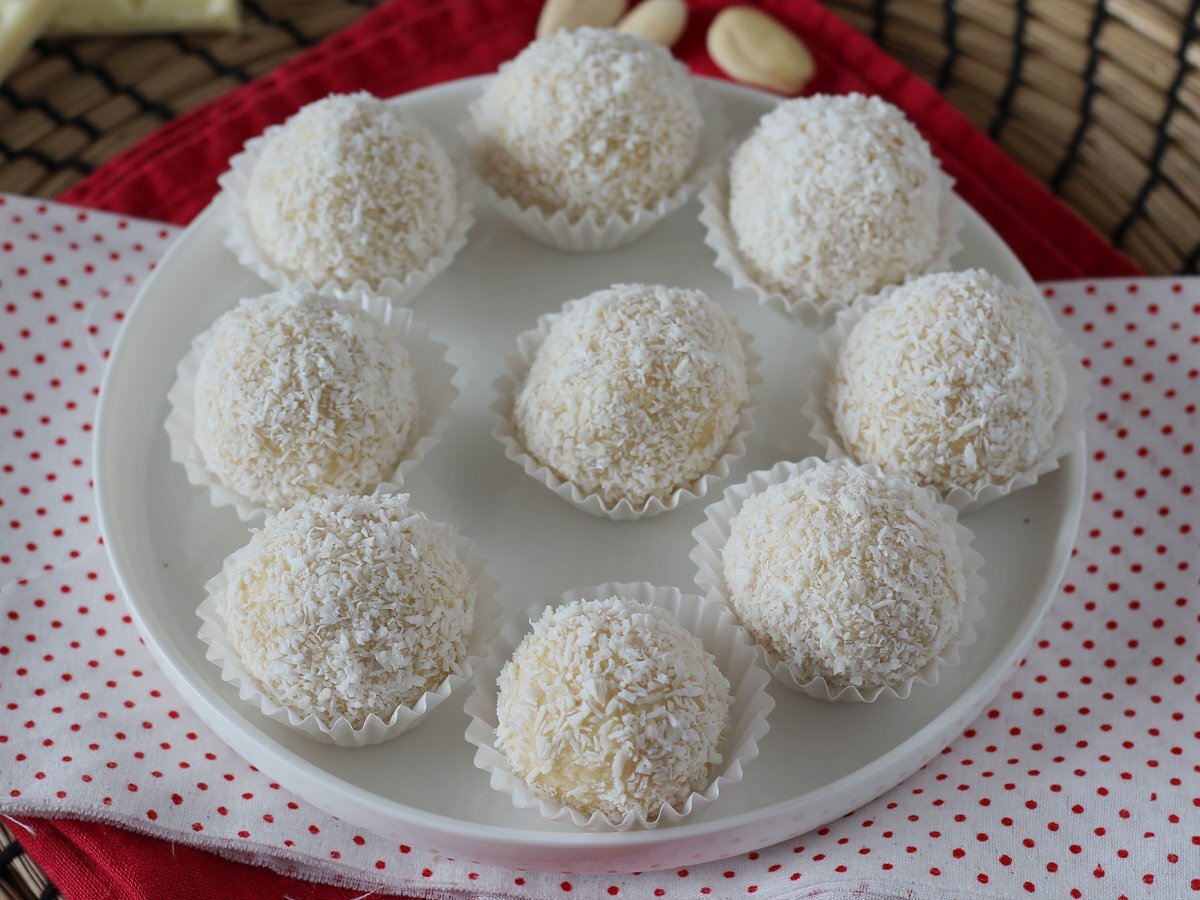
[489,300,762,521]
[217,121,474,306]
[691,457,987,703]
[462,582,774,830]
[165,287,459,522]
[698,159,962,327]
[802,291,1090,512]
[461,93,726,253]
[198,497,500,747]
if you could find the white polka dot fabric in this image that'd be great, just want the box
[0,193,1196,897]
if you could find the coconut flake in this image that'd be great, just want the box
[471,28,700,223]
[496,597,731,821]
[728,93,951,309]
[722,462,967,691]
[514,283,750,506]
[244,92,459,290]
[192,288,419,509]
[219,492,476,729]
[831,269,1068,494]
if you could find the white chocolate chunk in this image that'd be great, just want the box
[45,0,239,35]
[0,0,60,83]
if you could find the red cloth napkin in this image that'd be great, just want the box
[28,0,1139,896]
[16,818,380,900]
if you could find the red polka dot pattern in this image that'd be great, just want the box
[0,198,168,574]
[1,197,1196,897]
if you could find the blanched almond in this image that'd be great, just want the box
[707,6,814,95]
[617,0,688,47]
[536,0,627,38]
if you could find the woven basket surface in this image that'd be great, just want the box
[0,0,380,196]
[0,822,54,900]
[2,0,1197,272]
[827,0,1200,274]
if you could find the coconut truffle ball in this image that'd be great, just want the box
[220,493,476,728]
[244,92,459,289]
[831,269,1068,495]
[515,284,750,507]
[496,597,730,820]
[723,462,967,692]
[193,289,418,509]
[471,28,701,221]
[728,93,949,308]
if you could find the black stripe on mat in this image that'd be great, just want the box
[38,881,61,900]
[0,838,21,868]
[45,43,176,121]
[1112,0,1200,246]
[988,0,1029,140]
[0,85,101,141]
[0,140,95,175]
[871,0,888,44]
[936,0,961,90]
[243,0,316,49]
[1182,241,1200,275]
[168,36,253,85]
[1051,0,1108,192]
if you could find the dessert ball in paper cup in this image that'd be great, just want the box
[219,91,473,305]
[463,28,725,252]
[463,583,773,830]
[197,490,500,747]
[491,284,761,520]
[691,458,986,703]
[699,93,961,326]
[165,286,457,521]
[804,268,1089,512]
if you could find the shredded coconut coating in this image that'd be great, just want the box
[496,597,730,820]
[728,93,946,307]
[831,269,1067,494]
[515,284,749,507]
[193,289,418,509]
[221,493,476,728]
[723,463,966,691]
[245,92,459,289]
[472,28,701,222]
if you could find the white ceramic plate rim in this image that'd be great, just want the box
[95,75,1086,857]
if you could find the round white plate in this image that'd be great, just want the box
[95,76,1085,874]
